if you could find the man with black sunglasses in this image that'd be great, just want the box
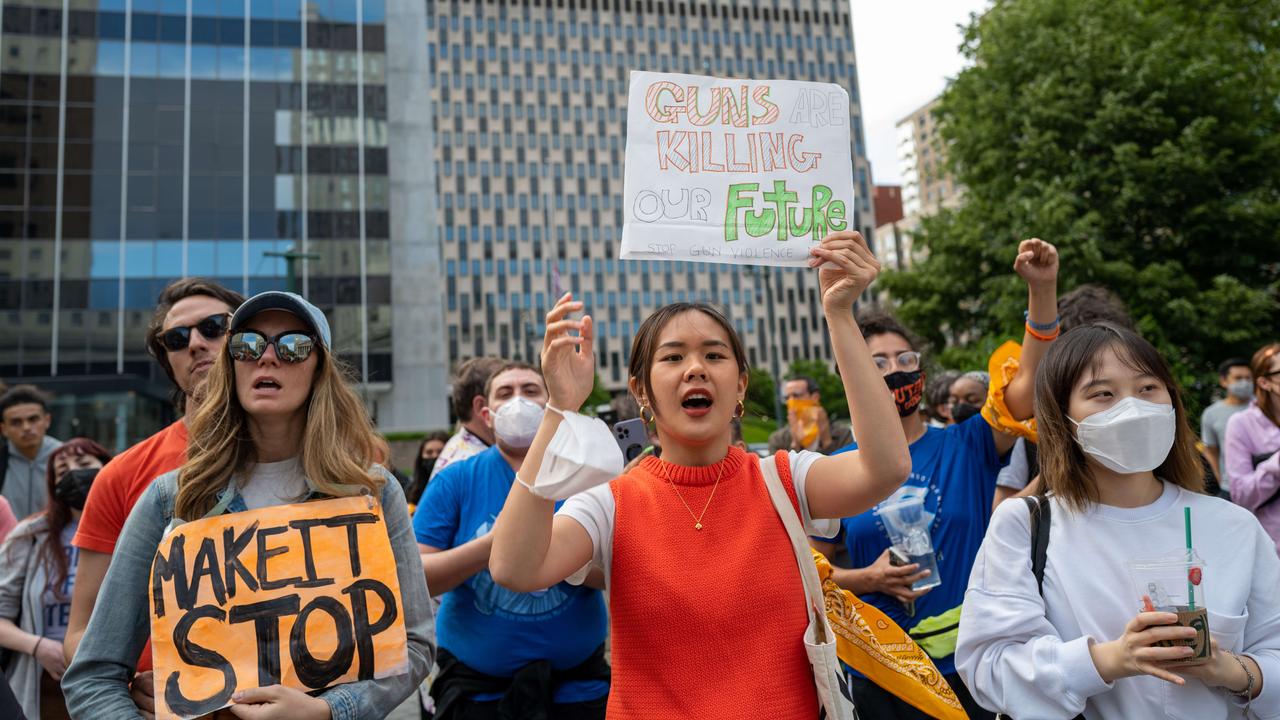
[63,278,244,711]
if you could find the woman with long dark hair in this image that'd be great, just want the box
[490,232,912,718]
[0,437,111,719]
[956,325,1280,718]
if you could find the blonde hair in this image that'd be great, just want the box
[175,344,388,521]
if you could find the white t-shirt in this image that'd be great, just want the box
[956,482,1280,720]
[237,457,309,510]
[557,450,838,586]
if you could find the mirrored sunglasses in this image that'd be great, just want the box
[228,331,317,364]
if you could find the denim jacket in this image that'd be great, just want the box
[62,467,435,720]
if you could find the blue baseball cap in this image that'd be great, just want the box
[229,291,332,349]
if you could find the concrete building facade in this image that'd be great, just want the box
[896,95,960,218]
[427,0,877,392]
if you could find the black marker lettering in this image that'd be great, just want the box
[152,535,187,618]
[255,525,302,591]
[222,521,260,598]
[228,595,301,686]
[342,579,397,680]
[188,536,227,606]
[290,596,354,689]
[287,518,336,588]
[165,605,235,717]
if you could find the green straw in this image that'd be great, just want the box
[1185,506,1195,611]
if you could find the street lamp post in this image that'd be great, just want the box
[746,265,786,426]
[263,246,322,294]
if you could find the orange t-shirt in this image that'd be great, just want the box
[74,419,188,672]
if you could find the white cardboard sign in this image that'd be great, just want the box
[621,71,855,267]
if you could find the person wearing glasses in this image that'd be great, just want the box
[810,239,1060,720]
[1224,343,1280,552]
[64,278,244,705]
[63,291,434,719]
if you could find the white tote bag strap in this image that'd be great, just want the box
[759,455,830,643]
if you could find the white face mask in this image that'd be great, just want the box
[1228,379,1254,400]
[526,407,625,500]
[1071,396,1177,474]
[492,396,545,448]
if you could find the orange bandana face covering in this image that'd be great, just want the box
[786,397,822,447]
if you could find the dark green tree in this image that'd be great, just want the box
[880,0,1280,408]
[745,367,778,420]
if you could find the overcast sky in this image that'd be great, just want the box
[849,0,991,186]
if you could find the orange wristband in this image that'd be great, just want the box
[1025,322,1060,342]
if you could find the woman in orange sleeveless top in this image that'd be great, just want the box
[490,232,911,719]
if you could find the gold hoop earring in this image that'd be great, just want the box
[735,400,746,419]
[640,404,655,425]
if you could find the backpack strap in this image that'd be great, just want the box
[1021,495,1051,597]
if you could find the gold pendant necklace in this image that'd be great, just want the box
[662,455,727,531]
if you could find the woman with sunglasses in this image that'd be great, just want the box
[63,291,434,720]
[809,239,1059,720]
[1224,343,1280,552]
[0,438,110,720]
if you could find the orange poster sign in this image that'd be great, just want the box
[149,495,409,720]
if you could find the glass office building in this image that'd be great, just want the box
[1,0,874,445]
[427,0,877,389]
[0,0,442,447]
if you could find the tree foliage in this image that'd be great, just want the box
[879,0,1280,408]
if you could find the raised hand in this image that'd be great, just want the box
[541,292,596,412]
[808,231,881,313]
[1013,238,1059,288]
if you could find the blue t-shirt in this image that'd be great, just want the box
[830,414,1004,675]
[412,446,609,703]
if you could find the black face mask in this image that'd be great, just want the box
[951,402,982,424]
[55,467,99,511]
[885,371,925,418]
[416,457,437,480]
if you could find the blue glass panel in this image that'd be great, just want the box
[98,12,127,39]
[159,14,186,42]
[219,0,247,17]
[190,44,219,79]
[158,43,185,79]
[155,241,182,275]
[96,41,126,76]
[130,43,160,78]
[249,19,274,45]
[194,0,219,15]
[215,241,244,277]
[219,16,244,44]
[275,0,302,20]
[89,279,117,309]
[131,13,158,41]
[192,16,218,42]
[276,20,301,46]
[188,241,216,271]
[364,0,385,22]
[218,46,245,79]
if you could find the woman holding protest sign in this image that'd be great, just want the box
[0,437,110,720]
[489,231,912,719]
[63,291,433,720]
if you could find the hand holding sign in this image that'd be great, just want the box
[808,231,881,313]
[228,685,331,720]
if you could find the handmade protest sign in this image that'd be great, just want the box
[621,71,856,267]
[149,495,408,720]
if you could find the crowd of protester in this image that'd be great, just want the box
[0,231,1276,720]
